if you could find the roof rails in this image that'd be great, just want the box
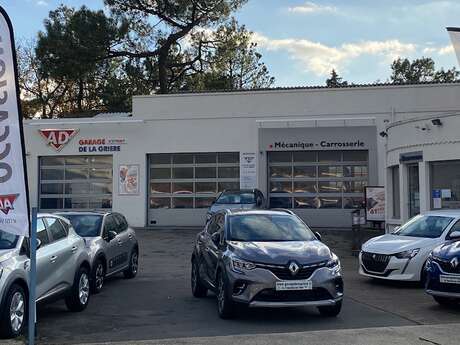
[269,208,296,215]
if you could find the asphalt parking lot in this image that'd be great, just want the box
[34,228,460,345]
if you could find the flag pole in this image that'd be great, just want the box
[28,208,37,345]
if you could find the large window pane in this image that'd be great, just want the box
[293,181,317,193]
[430,161,460,210]
[270,166,292,178]
[195,153,216,164]
[318,166,343,178]
[344,181,367,193]
[41,169,64,180]
[172,167,193,179]
[344,197,364,209]
[218,182,239,192]
[89,168,112,179]
[89,198,112,209]
[41,183,63,194]
[294,166,316,178]
[270,197,292,208]
[150,154,171,165]
[196,182,217,194]
[343,151,368,162]
[172,198,194,209]
[269,152,291,163]
[172,182,193,194]
[66,167,88,180]
[150,182,171,194]
[392,166,401,218]
[318,197,342,208]
[150,198,170,209]
[195,198,215,208]
[150,168,171,180]
[293,151,316,162]
[65,157,89,165]
[270,181,292,194]
[318,181,343,193]
[344,166,368,178]
[318,151,341,162]
[294,197,318,209]
[173,154,194,164]
[64,198,89,209]
[65,182,90,194]
[41,157,64,166]
[219,167,239,178]
[196,167,217,179]
[40,198,63,209]
[218,152,239,163]
[91,182,112,194]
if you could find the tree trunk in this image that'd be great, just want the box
[77,78,84,112]
[158,47,170,94]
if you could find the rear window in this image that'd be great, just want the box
[0,230,19,250]
[62,215,103,237]
[216,191,255,205]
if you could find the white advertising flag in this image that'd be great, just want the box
[0,7,30,237]
[447,27,460,66]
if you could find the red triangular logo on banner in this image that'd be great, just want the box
[0,194,19,215]
[39,129,79,151]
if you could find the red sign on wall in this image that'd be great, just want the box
[39,129,79,151]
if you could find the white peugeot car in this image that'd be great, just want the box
[359,210,460,282]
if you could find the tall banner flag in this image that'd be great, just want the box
[0,7,30,237]
[447,27,460,66]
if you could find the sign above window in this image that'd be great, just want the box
[39,129,79,152]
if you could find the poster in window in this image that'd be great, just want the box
[365,186,385,221]
[119,165,139,195]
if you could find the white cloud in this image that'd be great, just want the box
[36,0,49,6]
[422,45,454,56]
[253,33,416,76]
[288,1,337,14]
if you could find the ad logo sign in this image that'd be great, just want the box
[0,194,18,215]
[39,129,79,151]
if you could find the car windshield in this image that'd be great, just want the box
[0,230,19,250]
[62,215,103,237]
[216,191,255,205]
[393,215,454,238]
[229,214,316,242]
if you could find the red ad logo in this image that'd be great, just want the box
[39,129,79,151]
[0,194,18,215]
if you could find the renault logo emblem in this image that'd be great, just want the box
[289,262,300,276]
[451,257,459,269]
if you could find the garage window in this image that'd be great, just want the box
[39,156,113,210]
[149,152,240,209]
[268,150,368,209]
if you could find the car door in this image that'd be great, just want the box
[35,217,53,299]
[113,213,130,269]
[102,214,123,274]
[45,217,75,289]
[204,213,224,283]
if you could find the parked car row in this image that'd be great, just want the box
[359,210,460,306]
[0,211,139,338]
[192,190,460,318]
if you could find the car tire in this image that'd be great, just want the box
[0,284,27,339]
[318,301,342,317]
[91,259,106,294]
[216,272,235,319]
[65,266,90,312]
[123,249,139,279]
[433,296,455,307]
[191,259,207,298]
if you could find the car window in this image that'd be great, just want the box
[447,219,460,238]
[103,215,118,237]
[37,218,50,247]
[394,215,454,238]
[62,214,103,237]
[46,217,68,242]
[0,230,19,250]
[114,214,128,233]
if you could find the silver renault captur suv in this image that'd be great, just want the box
[191,209,344,319]
[0,213,91,338]
[56,212,139,294]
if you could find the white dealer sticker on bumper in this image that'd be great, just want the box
[275,280,312,291]
[440,275,460,285]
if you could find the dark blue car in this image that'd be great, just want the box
[425,231,460,306]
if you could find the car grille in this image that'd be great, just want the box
[427,278,460,294]
[257,261,327,280]
[361,252,390,273]
[434,258,460,275]
[253,288,332,302]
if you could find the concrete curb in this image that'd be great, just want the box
[78,323,460,345]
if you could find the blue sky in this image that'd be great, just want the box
[2,0,459,86]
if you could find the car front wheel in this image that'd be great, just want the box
[191,259,207,298]
[65,266,90,312]
[217,272,235,319]
[318,301,342,317]
[124,249,139,279]
[91,259,106,294]
[0,284,27,338]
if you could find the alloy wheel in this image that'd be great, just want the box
[217,275,225,313]
[79,273,90,305]
[131,252,138,274]
[9,292,25,333]
[191,262,198,291]
[95,263,105,291]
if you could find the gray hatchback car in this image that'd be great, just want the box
[0,213,91,338]
[191,209,343,318]
[56,212,139,294]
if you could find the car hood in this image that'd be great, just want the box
[227,240,332,265]
[432,241,460,260]
[0,248,17,263]
[209,203,255,213]
[362,234,438,254]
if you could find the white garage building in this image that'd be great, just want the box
[23,82,460,229]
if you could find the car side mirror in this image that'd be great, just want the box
[107,230,117,241]
[211,232,222,246]
[36,238,42,250]
[449,231,460,240]
[314,231,322,242]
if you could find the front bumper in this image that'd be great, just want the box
[425,260,460,299]
[225,263,343,308]
[358,252,421,281]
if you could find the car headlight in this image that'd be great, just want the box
[394,248,420,259]
[326,253,341,270]
[231,258,256,273]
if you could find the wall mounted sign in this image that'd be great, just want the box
[268,140,366,150]
[79,137,126,153]
[119,164,139,195]
[240,152,257,189]
[39,128,79,152]
[365,186,385,222]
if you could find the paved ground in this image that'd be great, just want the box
[30,228,460,345]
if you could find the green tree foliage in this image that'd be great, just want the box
[390,57,460,83]
[326,69,348,88]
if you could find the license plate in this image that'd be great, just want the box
[440,275,460,285]
[275,280,312,291]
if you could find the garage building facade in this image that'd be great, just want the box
[23,82,460,229]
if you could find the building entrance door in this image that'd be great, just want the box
[408,164,420,218]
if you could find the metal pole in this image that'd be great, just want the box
[28,207,37,345]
